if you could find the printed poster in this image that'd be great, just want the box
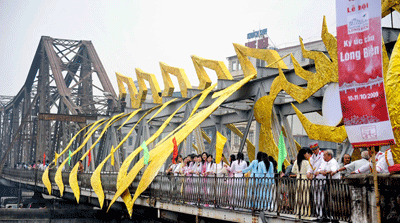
[336,0,395,147]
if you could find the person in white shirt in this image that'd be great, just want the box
[190,155,202,176]
[212,154,230,177]
[334,151,370,176]
[306,142,324,179]
[205,155,216,177]
[376,149,394,173]
[172,155,183,176]
[314,150,340,179]
[352,147,394,174]
[39,163,46,172]
[313,150,339,219]
[229,152,248,206]
[230,152,248,178]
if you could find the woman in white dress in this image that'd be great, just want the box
[230,152,247,177]
[213,154,230,177]
[292,148,312,216]
[229,152,247,206]
[172,155,184,176]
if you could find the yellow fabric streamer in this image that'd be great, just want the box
[42,123,93,195]
[147,98,178,123]
[225,123,256,162]
[91,149,115,208]
[192,143,199,154]
[118,109,141,130]
[114,91,205,214]
[189,83,217,117]
[84,121,101,137]
[110,146,116,166]
[386,33,400,163]
[215,131,227,164]
[90,107,155,209]
[116,105,162,189]
[113,85,215,214]
[201,129,212,144]
[69,113,125,203]
[108,74,255,215]
[54,118,105,197]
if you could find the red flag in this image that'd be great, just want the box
[172,137,178,164]
[88,150,92,167]
[43,153,46,166]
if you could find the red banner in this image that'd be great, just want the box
[88,150,92,167]
[172,137,178,164]
[336,0,395,147]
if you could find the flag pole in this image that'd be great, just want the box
[371,146,381,223]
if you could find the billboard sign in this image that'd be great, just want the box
[336,0,395,147]
[247,28,268,40]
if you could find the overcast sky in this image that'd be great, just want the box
[1,0,399,96]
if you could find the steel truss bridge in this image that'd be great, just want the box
[0,28,399,222]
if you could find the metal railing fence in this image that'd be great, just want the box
[1,168,351,221]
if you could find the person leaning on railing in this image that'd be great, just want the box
[333,150,370,177]
[313,150,339,220]
[212,154,230,177]
[284,159,295,178]
[241,152,262,208]
[78,160,84,173]
[261,152,274,209]
[306,142,324,180]
[291,148,312,216]
[351,147,394,174]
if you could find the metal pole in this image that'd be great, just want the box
[238,110,254,153]
[391,10,394,29]
[371,146,381,223]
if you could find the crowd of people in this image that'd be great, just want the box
[165,151,278,179]
[280,142,394,220]
[164,151,278,209]
[284,143,394,180]
[14,159,70,172]
[14,160,50,171]
[162,142,394,217]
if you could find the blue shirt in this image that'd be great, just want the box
[242,160,258,177]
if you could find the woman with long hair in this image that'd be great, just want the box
[201,152,208,176]
[229,152,247,208]
[181,156,191,176]
[204,154,216,205]
[241,152,262,207]
[242,152,261,177]
[257,152,274,209]
[229,154,236,177]
[292,148,312,216]
[185,155,201,204]
[229,154,236,165]
[230,152,247,177]
[213,154,230,177]
[172,155,184,176]
[269,156,278,174]
[292,148,312,179]
[205,154,215,177]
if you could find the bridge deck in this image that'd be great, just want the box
[1,168,351,222]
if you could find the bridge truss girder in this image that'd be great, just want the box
[0,36,119,168]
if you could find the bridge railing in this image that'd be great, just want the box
[2,168,351,221]
[148,174,351,221]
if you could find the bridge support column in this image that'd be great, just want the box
[36,47,50,162]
